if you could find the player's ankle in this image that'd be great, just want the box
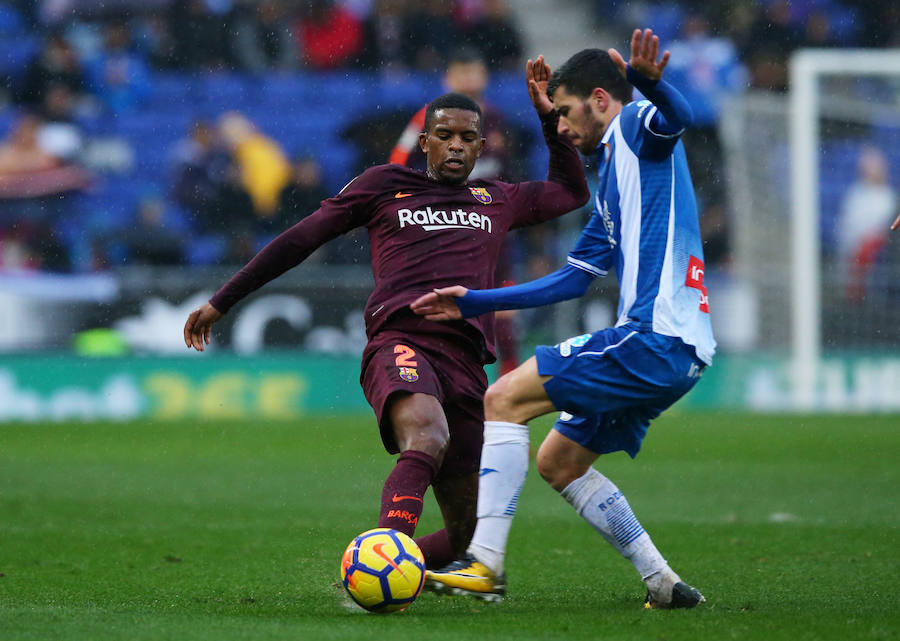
[468,543,504,576]
[643,566,678,593]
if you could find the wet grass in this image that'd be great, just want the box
[1,413,897,640]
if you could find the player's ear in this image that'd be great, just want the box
[476,137,485,158]
[592,87,611,113]
[418,131,428,153]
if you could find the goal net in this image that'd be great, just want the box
[719,49,900,410]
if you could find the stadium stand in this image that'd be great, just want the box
[0,0,896,273]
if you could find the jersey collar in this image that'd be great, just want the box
[597,113,620,157]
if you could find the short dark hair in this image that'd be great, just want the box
[547,49,633,104]
[424,93,482,132]
[447,46,485,68]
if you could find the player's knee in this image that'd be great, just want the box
[483,378,517,422]
[403,423,449,463]
[390,396,450,463]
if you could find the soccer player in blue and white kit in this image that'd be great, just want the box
[411,29,716,609]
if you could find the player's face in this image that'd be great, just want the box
[419,108,485,185]
[552,85,605,154]
[444,61,488,99]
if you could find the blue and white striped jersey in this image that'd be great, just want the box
[567,99,716,365]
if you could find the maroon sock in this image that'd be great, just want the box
[415,529,455,569]
[378,450,439,537]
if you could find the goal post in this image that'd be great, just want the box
[718,48,900,412]
[789,49,900,410]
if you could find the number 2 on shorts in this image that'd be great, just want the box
[393,344,418,367]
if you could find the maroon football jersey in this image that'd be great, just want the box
[209,111,588,362]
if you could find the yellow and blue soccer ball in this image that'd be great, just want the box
[340,528,426,613]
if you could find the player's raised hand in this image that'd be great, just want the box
[183,302,223,352]
[609,28,670,82]
[410,286,469,321]
[526,55,554,116]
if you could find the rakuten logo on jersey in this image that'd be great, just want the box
[397,207,492,233]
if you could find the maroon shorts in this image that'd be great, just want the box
[360,330,488,479]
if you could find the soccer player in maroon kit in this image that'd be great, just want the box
[390,47,524,377]
[183,57,589,568]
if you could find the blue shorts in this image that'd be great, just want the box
[534,325,705,458]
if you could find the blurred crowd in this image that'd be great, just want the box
[0,0,525,271]
[595,0,899,92]
[0,0,896,283]
[2,0,524,75]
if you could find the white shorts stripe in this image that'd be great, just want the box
[575,330,638,359]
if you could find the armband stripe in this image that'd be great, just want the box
[567,256,607,277]
[643,105,684,139]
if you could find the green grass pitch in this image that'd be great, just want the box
[1,412,897,640]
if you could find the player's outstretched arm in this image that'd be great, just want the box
[891,212,900,231]
[184,302,223,352]
[205,177,373,316]
[411,265,594,321]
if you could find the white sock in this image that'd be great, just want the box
[561,468,668,581]
[466,420,529,575]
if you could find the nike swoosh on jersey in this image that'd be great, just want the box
[394,192,413,198]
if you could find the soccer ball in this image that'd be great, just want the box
[340,528,426,613]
